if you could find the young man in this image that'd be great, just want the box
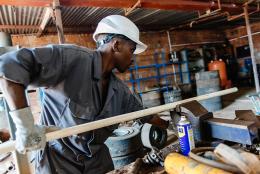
[0,15,147,173]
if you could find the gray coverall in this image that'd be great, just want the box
[0,44,143,174]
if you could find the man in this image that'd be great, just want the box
[0,15,148,173]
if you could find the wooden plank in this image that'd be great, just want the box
[36,7,53,37]
[13,152,32,174]
[53,0,65,44]
[0,87,238,155]
[0,25,38,30]
[0,0,52,7]
[3,100,31,174]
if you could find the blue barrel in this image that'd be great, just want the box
[141,91,162,108]
[195,71,222,112]
[163,87,182,104]
[0,32,12,47]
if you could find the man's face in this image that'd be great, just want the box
[115,39,136,73]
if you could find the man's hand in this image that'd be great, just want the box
[146,115,169,129]
[10,107,46,154]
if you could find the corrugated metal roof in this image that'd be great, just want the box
[0,1,259,35]
[0,5,44,34]
[61,7,124,26]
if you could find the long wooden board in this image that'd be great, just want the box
[0,87,238,154]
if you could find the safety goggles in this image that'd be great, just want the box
[97,34,136,53]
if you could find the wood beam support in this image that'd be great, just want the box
[244,5,260,92]
[0,0,247,13]
[124,0,141,16]
[0,25,39,30]
[53,0,65,44]
[37,7,53,37]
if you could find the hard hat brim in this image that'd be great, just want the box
[133,40,147,54]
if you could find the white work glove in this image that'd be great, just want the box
[10,107,54,154]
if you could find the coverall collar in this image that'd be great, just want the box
[93,50,118,91]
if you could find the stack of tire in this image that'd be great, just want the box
[105,127,143,169]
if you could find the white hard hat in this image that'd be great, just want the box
[93,15,147,54]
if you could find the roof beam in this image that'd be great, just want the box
[0,25,39,30]
[36,7,53,37]
[0,0,246,13]
[0,0,52,7]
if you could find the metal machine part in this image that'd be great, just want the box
[141,123,167,149]
[240,143,260,155]
[205,118,258,145]
[143,148,164,167]
[174,100,259,145]
[142,141,180,167]
[174,100,213,143]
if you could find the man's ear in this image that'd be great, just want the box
[112,39,120,53]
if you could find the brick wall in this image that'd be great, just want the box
[12,34,96,48]
[11,29,226,118]
[12,29,224,86]
[169,29,225,51]
[225,21,260,63]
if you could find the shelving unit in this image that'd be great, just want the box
[180,48,205,84]
[127,49,186,95]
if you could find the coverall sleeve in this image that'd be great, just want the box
[126,92,154,123]
[126,92,144,112]
[0,45,67,87]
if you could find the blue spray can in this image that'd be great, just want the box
[177,116,195,156]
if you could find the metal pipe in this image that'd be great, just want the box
[244,5,260,92]
[197,9,221,19]
[170,12,229,30]
[171,41,224,47]
[167,31,177,83]
[167,31,173,53]
[244,0,256,6]
[228,5,259,21]
[229,31,260,42]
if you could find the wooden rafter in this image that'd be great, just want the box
[0,0,247,13]
[36,7,53,37]
[53,0,65,43]
[0,25,39,29]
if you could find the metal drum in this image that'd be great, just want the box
[141,90,162,108]
[195,71,222,112]
[0,32,12,47]
[163,87,182,104]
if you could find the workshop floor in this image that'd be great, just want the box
[213,87,257,119]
